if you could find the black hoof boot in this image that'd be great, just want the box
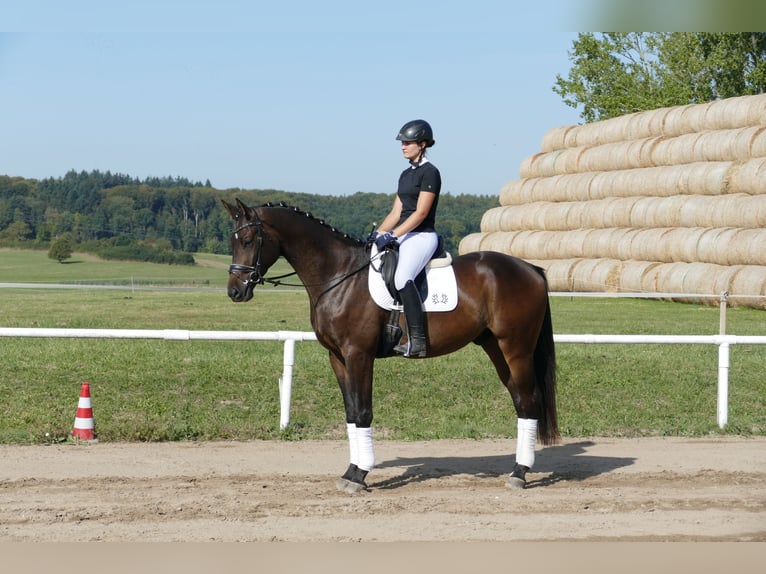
[506,463,529,490]
[336,463,369,493]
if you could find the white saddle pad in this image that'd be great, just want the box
[368,245,458,312]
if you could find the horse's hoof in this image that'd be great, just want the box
[506,475,526,490]
[335,478,351,491]
[343,480,368,494]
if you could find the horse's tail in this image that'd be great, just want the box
[533,269,559,445]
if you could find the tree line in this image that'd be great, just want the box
[0,170,497,263]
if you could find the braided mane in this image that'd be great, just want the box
[261,201,365,245]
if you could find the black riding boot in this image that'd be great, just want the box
[394,280,427,357]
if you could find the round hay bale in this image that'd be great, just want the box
[654,261,690,293]
[680,262,722,302]
[628,196,657,228]
[639,261,662,292]
[541,258,580,291]
[729,265,766,306]
[499,180,520,206]
[695,228,729,265]
[686,161,730,195]
[480,207,504,232]
[586,172,613,200]
[458,233,482,255]
[677,101,712,133]
[741,94,766,125]
[619,260,661,292]
[630,229,670,261]
[711,266,741,297]
[694,130,738,162]
[660,104,687,137]
[626,111,654,140]
[666,227,706,263]
[750,126,766,157]
[554,147,586,173]
[566,202,586,229]
[744,194,766,228]
[538,202,571,231]
[519,154,537,179]
[496,205,520,231]
[705,95,764,130]
[541,125,574,153]
[615,228,640,260]
[660,133,698,164]
[736,228,766,266]
[604,197,639,228]
[533,150,564,177]
[648,107,672,137]
[727,157,766,194]
[731,126,764,158]
[678,194,717,227]
[570,258,606,291]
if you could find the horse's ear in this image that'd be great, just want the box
[221,199,240,220]
[235,198,257,220]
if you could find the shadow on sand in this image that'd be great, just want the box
[372,441,636,490]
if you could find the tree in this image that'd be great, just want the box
[48,237,74,263]
[554,32,766,122]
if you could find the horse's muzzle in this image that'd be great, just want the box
[227,282,254,302]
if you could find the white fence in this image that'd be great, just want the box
[1,326,765,430]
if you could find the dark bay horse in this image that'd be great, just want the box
[222,199,558,492]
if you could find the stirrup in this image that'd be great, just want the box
[394,338,426,358]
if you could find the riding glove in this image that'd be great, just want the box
[374,232,398,250]
[365,230,379,244]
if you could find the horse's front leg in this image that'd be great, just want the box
[329,351,375,494]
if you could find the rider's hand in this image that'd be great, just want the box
[374,232,397,250]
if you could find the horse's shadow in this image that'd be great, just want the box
[371,441,636,490]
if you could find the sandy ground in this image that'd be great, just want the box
[1,437,764,542]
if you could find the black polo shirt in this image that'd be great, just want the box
[396,160,441,232]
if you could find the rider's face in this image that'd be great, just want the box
[401,140,424,162]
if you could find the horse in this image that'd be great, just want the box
[222,198,558,492]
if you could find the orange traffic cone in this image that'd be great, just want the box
[72,382,97,442]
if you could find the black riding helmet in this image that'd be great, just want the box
[396,119,435,148]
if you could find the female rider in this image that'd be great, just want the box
[370,119,441,357]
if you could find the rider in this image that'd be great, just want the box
[370,119,441,357]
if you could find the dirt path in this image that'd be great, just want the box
[1,437,764,542]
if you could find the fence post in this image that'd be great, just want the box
[719,291,729,335]
[279,339,296,429]
[717,340,730,429]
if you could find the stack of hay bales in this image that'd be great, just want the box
[459,94,766,308]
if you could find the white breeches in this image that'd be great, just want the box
[394,231,438,291]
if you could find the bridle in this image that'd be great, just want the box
[227,212,378,291]
[227,215,299,289]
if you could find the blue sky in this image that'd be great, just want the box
[3,2,588,196]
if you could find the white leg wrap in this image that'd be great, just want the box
[356,426,375,472]
[346,423,359,466]
[516,418,538,469]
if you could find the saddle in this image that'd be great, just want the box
[379,236,452,304]
[375,237,454,357]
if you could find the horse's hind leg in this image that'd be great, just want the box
[480,335,539,489]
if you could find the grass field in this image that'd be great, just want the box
[1,248,764,443]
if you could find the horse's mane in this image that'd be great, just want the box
[260,202,366,246]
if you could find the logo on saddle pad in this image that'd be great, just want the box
[367,245,458,312]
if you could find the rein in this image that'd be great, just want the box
[228,216,379,291]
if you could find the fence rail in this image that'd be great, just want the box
[2,326,765,430]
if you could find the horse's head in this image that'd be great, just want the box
[221,198,281,302]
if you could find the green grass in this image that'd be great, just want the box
[0,249,764,444]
